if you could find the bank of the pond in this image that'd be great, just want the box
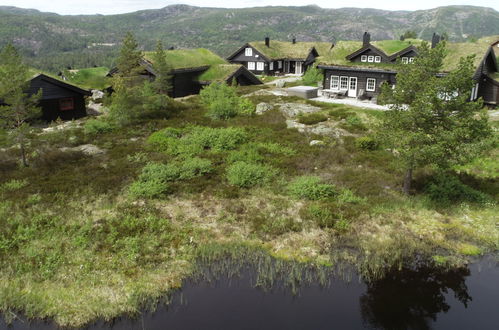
[1,256,498,330]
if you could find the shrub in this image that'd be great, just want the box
[83,119,114,135]
[0,179,28,192]
[340,115,366,132]
[337,189,366,204]
[297,112,328,125]
[425,173,491,205]
[260,217,302,236]
[355,136,379,150]
[179,157,213,179]
[288,176,336,200]
[128,180,170,199]
[302,65,323,86]
[200,83,255,119]
[147,126,247,156]
[138,162,180,183]
[226,161,276,188]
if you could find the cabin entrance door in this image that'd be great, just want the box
[295,61,303,74]
[348,77,357,97]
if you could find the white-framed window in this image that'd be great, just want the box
[361,55,367,62]
[270,62,274,70]
[368,56,374,63]
[248,62,255,70]
[375,56,381,63]
[408,57,414,63]
[340,76,349,90]
[278,61,282,69]
[245,47,253,56]
[402,57,409,64]
[256,62,264,71]
[330,75,340,90]
[366,78,376,92]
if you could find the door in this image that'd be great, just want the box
[348,77,357,97]
[295,61,303,75]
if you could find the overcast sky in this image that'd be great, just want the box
[0,0,497,15]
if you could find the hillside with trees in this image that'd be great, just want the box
[1,4,499,71]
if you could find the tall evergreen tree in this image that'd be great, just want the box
[152,40,172,94]
[0,43,41,166]
[116,32,144,82]
[378,41,491,194]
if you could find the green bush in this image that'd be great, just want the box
[425,173,491,205]
[83,119,114,135]
[128,180,170,199]
[288,176,336,200]
[138,162,180,183]
[147,126,247,156]
[355,136,379,150]
[297,112,328,125]
[340,115,366,132]
[226,161,276,188]
[302,65,323,86]
[0,179,28,192]
[200,83,254,119]
[179,157,213,179]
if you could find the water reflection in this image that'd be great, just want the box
[360,265,472,330]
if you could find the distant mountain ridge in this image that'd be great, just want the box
[0,4,498,71]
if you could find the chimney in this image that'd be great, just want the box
[265,37,270,47]
[363,32,371,47]
[292,37,296,44]
[431,33,441,48]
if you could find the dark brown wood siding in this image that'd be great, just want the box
[478,76,499,105]
[171,71,203,98]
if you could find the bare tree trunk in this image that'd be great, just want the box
[403,168,413,195]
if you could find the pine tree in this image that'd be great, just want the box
[152,40,172,94]
[116,32,144,79]
[379,41,491,194]
[0,44,41,167]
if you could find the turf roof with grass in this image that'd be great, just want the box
[197,64,243,82]
[144,48,226,70]
[318,36,499,72]
[248,41,332,60]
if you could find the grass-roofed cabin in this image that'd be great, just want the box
[318,32,499,104]
[28,73,91,121]
[132,48,261,98]
[227,37,331,76]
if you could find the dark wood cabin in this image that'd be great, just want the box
[227,38,320,75]
[318,33,499,104]
[108,48,262,98]
[29,74,91,121]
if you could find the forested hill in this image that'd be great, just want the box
[1,4,499,71]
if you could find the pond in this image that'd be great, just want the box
[2,256,498,329]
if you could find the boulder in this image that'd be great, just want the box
[310,140,325,146]
[255,102,273,115]
[61,144,105,156]
[275,80,286,88]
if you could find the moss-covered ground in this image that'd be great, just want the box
[0,89,497,327]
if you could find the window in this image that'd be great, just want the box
[256,62,264,71]
[245,47,253,56]
[366,78,376,92]
[330,76,339,90]
[361,55,367,62]
[340,76,348,90]
[408,57,414,63]
[248,62,255,70]
[402,57,409,64]
[375,56,381,63]
[59,98,74,111]
[368,56,374,63]
[270,62,274,70]
[278,61,282,69]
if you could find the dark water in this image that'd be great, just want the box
[2,257,498,330]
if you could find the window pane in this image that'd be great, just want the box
[340,76,348,89]
[331,76,339,89]
[368,56,374,62]
[245,48,252,56]
[59,98,74,111]
[248,62,255,70]
[257,62,264,70]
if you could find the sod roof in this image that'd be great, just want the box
[197,64,243,82]
[144,48,226,70]
[318,36,499,72]
[248,41,332,60]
